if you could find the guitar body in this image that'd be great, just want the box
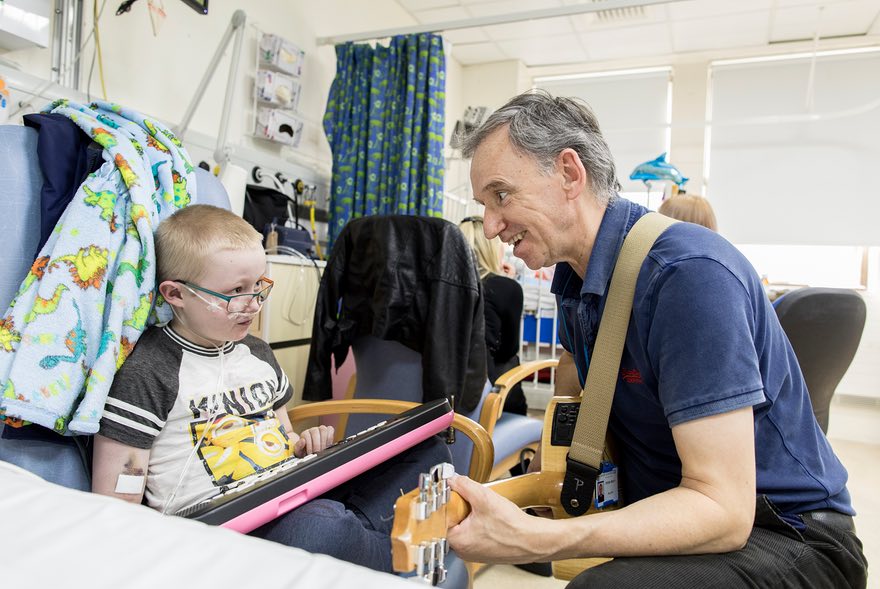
[392,395,619,582]
[540,396,618,579]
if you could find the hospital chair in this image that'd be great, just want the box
[303,214,546,483]
[332,337,551,482]
[773,287,867,433]
[300,215,551,587]
[0,123,230,488]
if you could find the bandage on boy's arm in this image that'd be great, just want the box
[92,434,151,505]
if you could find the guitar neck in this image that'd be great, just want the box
[444,470,565,525]
[391,396,584,576]
[391,396,621,582]
[391,470,565,572]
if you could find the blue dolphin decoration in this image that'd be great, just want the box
[629,153,689,186]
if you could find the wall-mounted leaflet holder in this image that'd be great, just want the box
[253,32,306,149]
[255,107,304,148]
[259,34,304,77]
[255,70,302,110]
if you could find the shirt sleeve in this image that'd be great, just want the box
[646,257,766,427]
[98,336,177,449]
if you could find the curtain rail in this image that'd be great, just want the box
[316,0,682,46]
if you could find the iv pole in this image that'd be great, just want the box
[175,9,246,166]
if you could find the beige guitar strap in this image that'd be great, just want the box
[560,212,677,516]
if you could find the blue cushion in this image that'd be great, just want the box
[492,412,543,464]
[193,167,231,210]
[0,126,43,312]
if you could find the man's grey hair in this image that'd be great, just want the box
[460,89,621,205]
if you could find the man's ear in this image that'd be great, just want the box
[557,148,588,200]
[158,281,185,308]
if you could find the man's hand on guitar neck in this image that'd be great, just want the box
[446,475,560,564]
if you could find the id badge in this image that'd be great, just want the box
[595,460,619,509]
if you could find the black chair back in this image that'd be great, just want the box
[774,287,866,433]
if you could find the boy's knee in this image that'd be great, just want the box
[252,499,349,546]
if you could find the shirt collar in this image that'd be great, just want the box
[551,197,642,298]
[163,324,235,356]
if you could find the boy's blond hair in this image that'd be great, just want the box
[657,194,718,232]
[155,204,263,282]
[458,216,502,280]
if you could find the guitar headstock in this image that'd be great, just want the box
[391,462,459,585]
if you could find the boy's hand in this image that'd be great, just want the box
[293,424,335,457]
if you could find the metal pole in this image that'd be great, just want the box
[214,9,247,164]
[176,9,246,147]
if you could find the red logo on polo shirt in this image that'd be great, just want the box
[621,368,643,384]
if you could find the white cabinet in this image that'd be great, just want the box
[251,255,324,405]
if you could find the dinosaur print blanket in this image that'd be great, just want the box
[0,100,195,435]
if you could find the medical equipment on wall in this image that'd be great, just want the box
[249,166,327,260]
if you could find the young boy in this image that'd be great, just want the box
[92,204,450,572]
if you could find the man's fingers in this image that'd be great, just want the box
[448,474,486,510]
[527,448,542,473]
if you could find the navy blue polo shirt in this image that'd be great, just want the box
[552,198,853,517]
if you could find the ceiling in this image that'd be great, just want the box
[384,0,880,67]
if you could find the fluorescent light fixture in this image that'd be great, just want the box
[535,65,671,83]
[712,45,880,68]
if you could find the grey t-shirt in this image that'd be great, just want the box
[99,325,292,513]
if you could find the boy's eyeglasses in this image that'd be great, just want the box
[178,276,274,313]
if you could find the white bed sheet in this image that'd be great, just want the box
[0,460,413,589]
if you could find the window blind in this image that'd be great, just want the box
[536,68,672,194]
[708,50,880,246]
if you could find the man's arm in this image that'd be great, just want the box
[554,350,581,396]
[449,405,756,562]
[92,434,151,505]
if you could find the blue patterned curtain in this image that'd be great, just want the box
[323,33,446,245]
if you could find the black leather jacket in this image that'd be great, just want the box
[303,215,487,412]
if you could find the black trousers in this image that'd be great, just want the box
[566,496,868,589]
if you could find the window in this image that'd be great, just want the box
[535,67,673,195]
[707,48,880,247]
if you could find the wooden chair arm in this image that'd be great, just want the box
[288,399,495,483]
[479,358,560,430]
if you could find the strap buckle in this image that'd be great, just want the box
[561,454,598,516]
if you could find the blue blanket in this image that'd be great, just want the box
[0,100,195,434]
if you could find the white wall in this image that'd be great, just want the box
[2,2,416,187]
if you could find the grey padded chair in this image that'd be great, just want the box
[774,287,867,433]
